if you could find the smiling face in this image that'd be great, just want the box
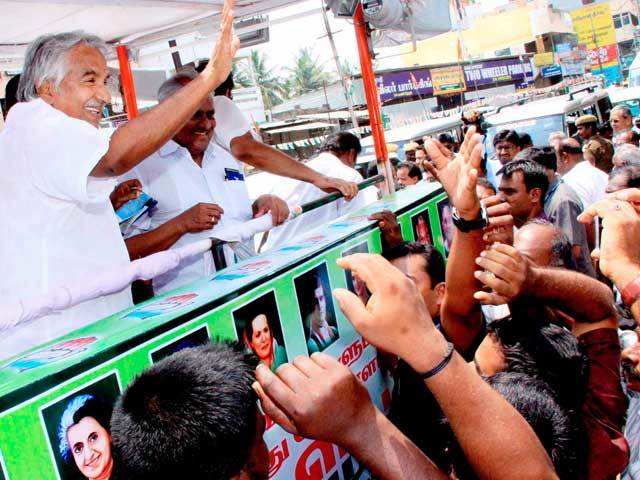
[249,315,273,362]
[67,416,113,480]
[40,44,111,128]
[173,96,216,159]
[495,140,520,165]
[396,166,419,187]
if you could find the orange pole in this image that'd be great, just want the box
[116,45,139,119]
[353,4,393,194]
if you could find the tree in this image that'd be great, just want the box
[240,50,288,109]
[232,63,251,88]
[285,47,331,97]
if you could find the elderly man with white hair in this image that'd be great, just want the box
[0,1,240,357]
[611,104,634,142]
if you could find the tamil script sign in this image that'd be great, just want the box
[570,2,619,75]
[376,57,534,103]
[375,68,433,103]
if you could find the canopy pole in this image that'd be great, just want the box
[117,45,139,120]
[353,4,394,195]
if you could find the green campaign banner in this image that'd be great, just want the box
[0,182,448,480]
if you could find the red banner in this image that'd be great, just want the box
[586,44,618,69]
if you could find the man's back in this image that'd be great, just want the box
[0,100,131,359]
[562,160,607,209]
[544,181,595,277]
[263,152,376,250]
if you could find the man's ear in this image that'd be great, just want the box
[529,187,542,205]
[434,282,446,304]
[37,81,56,104]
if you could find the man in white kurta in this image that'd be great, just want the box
[0,97,132,358]
[557,138,607,209]
[263,132,378,251]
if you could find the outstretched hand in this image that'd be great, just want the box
[253,353,375,448]
[335,253,448,374]
[424,127,484,220]
[578,191,640,288]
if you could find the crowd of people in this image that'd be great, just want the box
[5,0,640,478]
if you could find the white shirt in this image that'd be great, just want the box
[213,95,257,151]
[126,140,254,294]
[263,152,377,250]
[0,99,132,359]
[561,160,608,208]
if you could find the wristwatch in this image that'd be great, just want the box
[451,205,488,233]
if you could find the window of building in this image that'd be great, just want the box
[614,13,622,29]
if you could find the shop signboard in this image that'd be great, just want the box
[431,65,467,95]
[375,68,433,103]
[571,2,620,73]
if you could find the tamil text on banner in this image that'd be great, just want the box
[431,65,467,95]
[375,68,433,103]
[570,2,619,70]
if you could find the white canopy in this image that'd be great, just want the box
[0,0,307,65]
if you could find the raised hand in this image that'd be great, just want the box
[368,210,403,249]
[335,253,449,374]
[424,127,484,220]
[578,193,640,289]
[203,0,240,85]
[482,194,514,245]
[473,243,528,305]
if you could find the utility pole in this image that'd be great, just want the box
[320,0,361,134]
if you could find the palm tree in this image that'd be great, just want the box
[240,50,288,109]
[285,47,331,97]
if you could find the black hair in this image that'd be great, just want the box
[610,165,640,189]
[485,372,585,479]
[519,133,533,148]
[498,159,550,199]
[320,132,362,156]
[521,219,577,271]
[195,60,234,96]
[111,342,259,480]
[398,162,422,181]
[558,141,583,156]
[518,146,558,172]
[493,129,521,148]
[437,133,454,144]
[382,241,446,284]
[487,302,588,411]
[598,122,613,137]
[476,177,496,195]
[4,74,20,113]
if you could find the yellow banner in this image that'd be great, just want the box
[431,65,467,95]
[570,3,617,51]
[534,52,554,67]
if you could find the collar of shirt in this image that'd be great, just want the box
[545,177,562,204]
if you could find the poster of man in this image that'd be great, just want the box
[150,326,210,363]
[437,199,454,254]
[294,263,340,354]
[41,373,120,480]
[411,211,433,245]
[233,291,287,371]
[342,242,370,304]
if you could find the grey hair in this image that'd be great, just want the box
[613,143,640,167]
[157,68,210,103]
[17,31,108,102]
[611,104,633,118]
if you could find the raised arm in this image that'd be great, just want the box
[474,243,616,335]
[335,254,558,480]
[92,0,239,177]
[231,133,358,199]
[578,188,640,324]
[254,354,448,480]
[423,129,486,351]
